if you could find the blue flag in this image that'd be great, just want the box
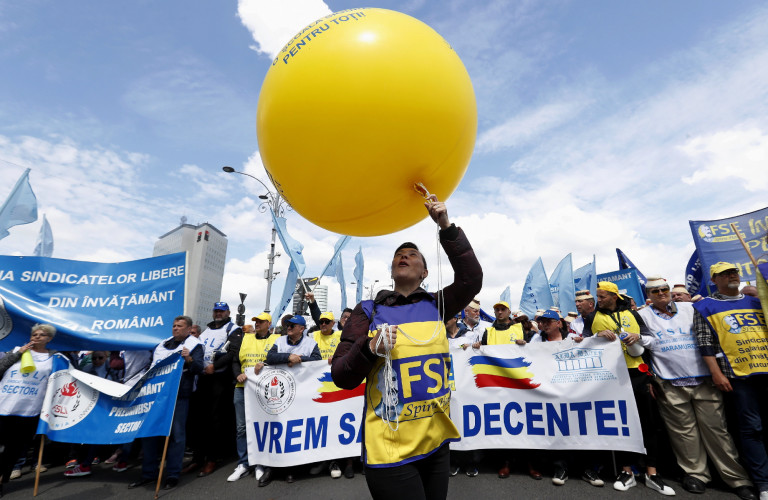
[500,286,511,306]
[549,254,576,314]
[270,208,305,276]
[272,261,299,328]
[574,255,597,299]
[684,250,709,297]
[319,236,350,312]
[34,214,53,257]
[598,268,645,307]
[37,353,184,444]
[0,168,38,240]
[519,257,554,318]
[617,248,647,299]
[353,247,364,304]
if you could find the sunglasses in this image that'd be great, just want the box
[649,287,670,295]
[318,319,332,325]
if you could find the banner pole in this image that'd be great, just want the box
[33,434,44,496]
[154,434,171,499]
[730,223,760,270]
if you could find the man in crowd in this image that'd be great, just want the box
[585,282,675,495]
[186,302,241,477]
[640,276,755,499]
[472,301,525,347]
[128,316,203,490]
[670,284,692,302]
[569,290,595,336]
[694,262,768,500]
[259,316,321,486]
[227,312,279,483]
[458,299,490,338]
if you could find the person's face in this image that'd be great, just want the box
[648,286,671,310]
[213,308,230,321]
[254,319,270,336]
[288,323,305,340]
[30,329,53,349]
[319,318,334,334]
[713,269,740,293]
[391,247,427,284]
[671,291,691,302]
[575,298,594,315]
[172,320,191,341]
[465,306,479,320]
[91,351,108,367]
[339,311,351,327]
[190,326,201,337]
[494,306,511,321]
[539,317,559,335]
[596,289,617,310]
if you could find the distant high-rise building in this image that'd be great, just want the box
[153,218,227,328]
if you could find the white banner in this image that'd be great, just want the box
[245,338,645,467]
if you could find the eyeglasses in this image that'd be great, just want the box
[649,287,670,295]
[318,319,332,325]
[719,269,740,277]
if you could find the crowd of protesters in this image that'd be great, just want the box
[0,259,767,499]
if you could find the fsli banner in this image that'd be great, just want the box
[597,268,644,306]
[690,206,768,283]
[0,252,186,351]
[37,353,183,444]
[245,339,644,467]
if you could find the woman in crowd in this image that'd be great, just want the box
[0,324,57,497]
[331,195,482,500]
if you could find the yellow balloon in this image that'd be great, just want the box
[257,8,477,237]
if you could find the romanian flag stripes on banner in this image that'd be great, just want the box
[313,372,365,403]
[469,355,540,390]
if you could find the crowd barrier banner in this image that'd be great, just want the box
[0,252,186,351]
[597,268,644,306]
[245,338,644,467]
[36,353,183,444]
[690,206,768,283]
[450,339,644,454]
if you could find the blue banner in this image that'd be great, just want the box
[37,353,183,444]
[690,207,768,283]
[597,269,644,306]
[684,250,709,297]
[0,253,186,351]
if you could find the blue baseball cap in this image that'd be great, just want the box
[213,302,229,311]
[536,309,560,321]
[287,315,306,326]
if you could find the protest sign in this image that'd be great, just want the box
[37,353,183,444]
[597,269,645,306]
[0,252,186,351]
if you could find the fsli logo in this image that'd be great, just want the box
[722,312,766,335]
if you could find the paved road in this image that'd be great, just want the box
[3,458,744,499]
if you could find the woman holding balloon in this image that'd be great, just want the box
[331,196,482,500]
[0,324,56,497]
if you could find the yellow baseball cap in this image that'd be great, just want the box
[252,312,272,322]
[493,301,510,310]
[319,311,335,321]
[710,262,739,279]
[597,281,619,295]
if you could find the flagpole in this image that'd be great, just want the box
[154,434,172,499]
[33,434,44,496]
[730,223,761,270]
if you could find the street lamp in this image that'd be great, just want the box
[222,166,290,313]
[351,279,380,300]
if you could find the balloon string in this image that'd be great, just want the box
[373,324,399,431]
[413,182,431,200]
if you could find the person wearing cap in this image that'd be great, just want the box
[471,301,526,349]
[584,281,675,495]
[226,312,278,483]
[305,291,352,332]
[694,262,768,499]
[670,284,692,303]
[259,315,321,487]
[330,195,481,500]
[458,299,491,338]
[639,276,755,499]
[186,302,242,478]
[529,310,582,343]
[570,290,595,336]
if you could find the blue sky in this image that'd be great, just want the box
[1,0,767,317]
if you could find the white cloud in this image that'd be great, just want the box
[237,0,332,59]
[680,127,768,191]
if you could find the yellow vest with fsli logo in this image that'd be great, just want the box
[360,299,458,468]
[313,330,342,360]
[590,310,644,368]
[485,323,524,344]
[237,333,279,388]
